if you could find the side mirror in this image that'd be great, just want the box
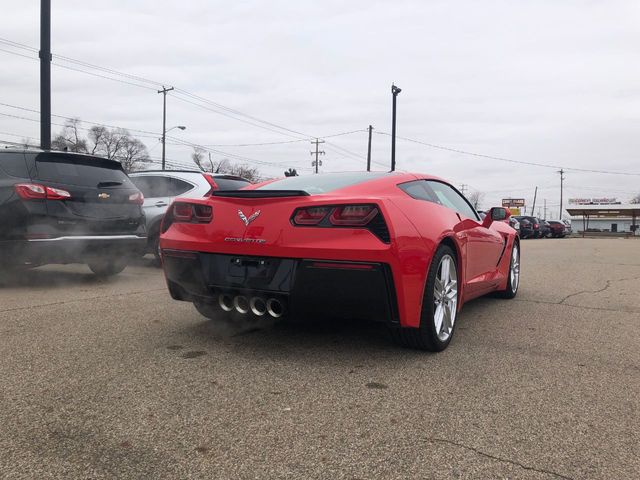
[483,207,510,227]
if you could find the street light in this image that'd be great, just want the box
[391,84,401,172]
[160,125,186,170]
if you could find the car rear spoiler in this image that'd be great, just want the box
[209,190,310,198]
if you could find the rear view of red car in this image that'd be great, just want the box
[160,172,520,352]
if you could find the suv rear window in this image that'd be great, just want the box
[0,152,29,178]
[257,172,387,194]
[33,153,133,188]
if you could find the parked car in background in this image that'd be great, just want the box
[514,216,542,238]
[562,220,572,235]
[0,149,146,276]
[547,220,566,238]
[130,170,250,262]
[509,216,520,233]
[540,220,552,238]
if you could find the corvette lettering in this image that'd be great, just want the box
[224,237,266,244]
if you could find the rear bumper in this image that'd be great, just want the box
[0,235,147,265]
[162,250,400,324]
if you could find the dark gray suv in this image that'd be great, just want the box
[0,149,146,276]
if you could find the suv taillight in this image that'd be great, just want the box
[202,174,218,194]
[128,192,144,205]
[15,183,71,200]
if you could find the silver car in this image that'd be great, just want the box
[130,170,250,261]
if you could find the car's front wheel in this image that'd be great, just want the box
[88,258,127,277]
[497,241,520,299]
[390,245,459,352]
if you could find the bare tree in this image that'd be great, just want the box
[215,159,262,182]
[467,190,484,210]
[191,147,210,172]
[52,120,150,172]
[52,118,88,153]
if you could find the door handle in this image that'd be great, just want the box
[154,201,168,207]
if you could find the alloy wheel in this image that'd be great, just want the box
[510,244,520,293]
[433,254,458,342]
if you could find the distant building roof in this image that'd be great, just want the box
[567,204,640,218]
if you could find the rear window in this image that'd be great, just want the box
[0,152,29,178]
[257,172,387,194]
[213,176,251,190]
[33,153,133,188]
[131,175,194,198]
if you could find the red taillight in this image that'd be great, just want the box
[15,183,71,200]
[329,205,378,226]
[534,223,539,228]
[171,202,213,224]
[193,204,213,222]
[15,183,46,199]
[173,203,194,221]
[129,192,144,205]
[292,207,331,225]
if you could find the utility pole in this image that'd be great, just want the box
[558,168,565,220]
[391,84,402,172]
[531,186,538,216]
[40,0,51,150]
[158,86,174,171]
[310,138,325,174]
[366,125,373,171]
[460,184,468,195]
[543,199,547,219]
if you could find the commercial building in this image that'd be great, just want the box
[566,204,639,235]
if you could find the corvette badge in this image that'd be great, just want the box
[238,209,260,226]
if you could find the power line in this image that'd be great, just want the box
[0,36,318,140]
[374,131,640,177]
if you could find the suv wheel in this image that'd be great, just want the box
[88,258,127,277]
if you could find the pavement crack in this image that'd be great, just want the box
[425,437,574,480]
[559,280,611,304]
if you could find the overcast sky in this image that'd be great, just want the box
[2,0,640,215]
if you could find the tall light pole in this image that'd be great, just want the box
[558,168,565,220]
[40,0,51,150]
[158,125,186,169]
[158,86,174,170]
[366,125,373,172]
[391,84,401,172]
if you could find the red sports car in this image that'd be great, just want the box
[160,172,520,351]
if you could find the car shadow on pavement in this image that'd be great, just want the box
[0,265,125,289]
[178,314,442,360]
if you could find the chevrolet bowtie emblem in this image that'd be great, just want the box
[238,209,260,226]
[98,193,110,199]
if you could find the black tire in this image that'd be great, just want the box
[88,258,127,277]
[390,245,459,352]
[150,234,162,266]
[496,240,520,299]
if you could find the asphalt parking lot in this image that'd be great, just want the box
[0,238,638,479]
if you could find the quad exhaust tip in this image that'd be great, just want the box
[250,297,267,316]
[219,293,284,318]
[218,294,234,312]
[266,298,284,318]
[233,295,250,314]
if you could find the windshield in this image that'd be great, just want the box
[257,172,388,194]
